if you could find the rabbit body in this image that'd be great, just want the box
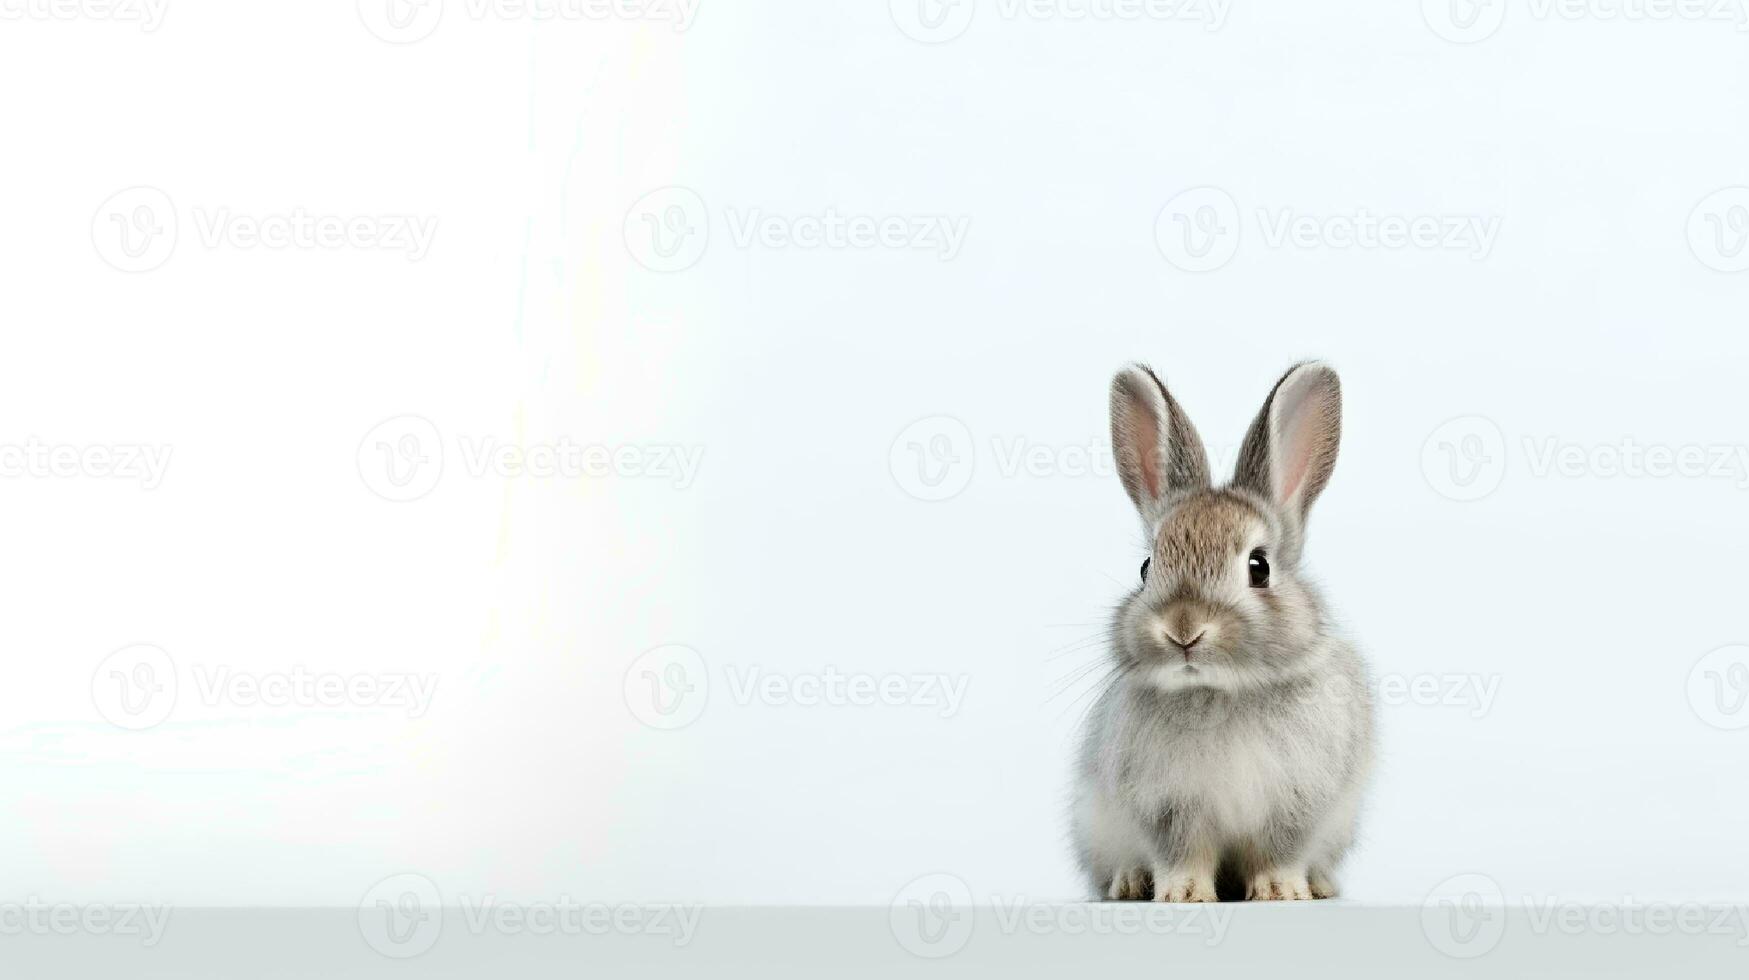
[1071,363,1375,902]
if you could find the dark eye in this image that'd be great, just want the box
[1248,549,1270,588]
[1140,557,1151,583]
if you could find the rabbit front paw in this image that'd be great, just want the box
[1246,870,1312,901]
[1153,867,1218,903]
[1106,867,1153,901]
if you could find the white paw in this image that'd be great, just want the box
[1107,868,1151,901]
[1153,868,1218,903]
[1246,870,1312,901]
[1308,869,1338,899]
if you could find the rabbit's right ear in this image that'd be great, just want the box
[1109,364,1210,523]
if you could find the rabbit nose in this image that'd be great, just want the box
[1163,626,1206,653]
[1160,600,1218,655]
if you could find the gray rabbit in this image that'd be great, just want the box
[1072,362,1374,902]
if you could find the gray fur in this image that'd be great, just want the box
[1110,364,1211,524]
[1073,362,1374,902]
[1233,361,1342,566]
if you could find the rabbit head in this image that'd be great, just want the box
[1108,362,1343,693]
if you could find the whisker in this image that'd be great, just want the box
[1057,660,1134,726]
[1043,636,1113,663]
[1045,657,1112,700]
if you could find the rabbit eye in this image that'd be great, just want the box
[1140,557,1151,583]
[1248,549,1270,588]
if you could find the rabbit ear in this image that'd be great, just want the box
[1233,361,1342,525]
[1109,364,1210,522]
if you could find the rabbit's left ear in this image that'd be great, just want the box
[1233,362,1342,525]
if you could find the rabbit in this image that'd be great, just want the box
[1071,361,1374,902]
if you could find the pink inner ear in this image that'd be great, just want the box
[1272,379,1328,506]
[1276,411,1316,503]
[1137,410,1164,500]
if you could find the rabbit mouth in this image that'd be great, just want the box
[1146,659,1225,692]
[1161,638,1217,669]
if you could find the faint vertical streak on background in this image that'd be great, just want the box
[493,402,526,571]
[527,29,539,154]
[574,33,666,397]
[513,216,533,345]
[559,55,610,244]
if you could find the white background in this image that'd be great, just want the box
[2,0,1748,910]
